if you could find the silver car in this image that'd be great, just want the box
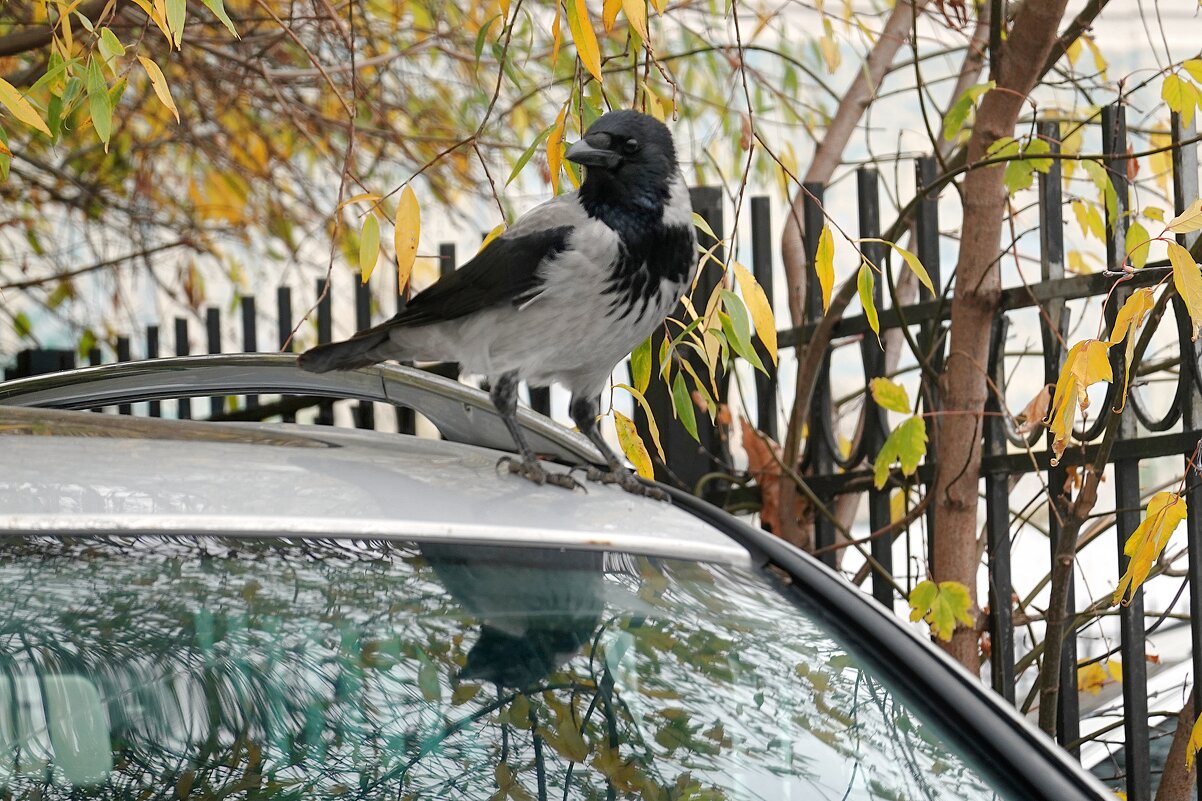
[0,355,1108,800]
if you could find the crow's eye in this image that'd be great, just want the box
[622,138,640,155]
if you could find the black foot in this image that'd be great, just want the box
[583,466,670,502]
[497,457,584,492]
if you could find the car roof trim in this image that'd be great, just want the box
[0,513,753,567]
[0,354,601,464]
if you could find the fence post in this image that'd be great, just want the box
[354,276,376,429]
[801,183,837,567]
[315,278,334,426]
[1103,103,1150,800]
[1036,118,1079,747]
[277,286,296,423]
[983,313,1014,702]
[857,169,894,605]
[206,307,224,418]
[750,195,777,441]
[3,349,74,380]
[915,155,942,576]
[116,337,132,415]
[174,317,191,420]
[1171,109,1202,793]
[146,325,161,417]
[241,295,259,410]
[395,251,420,435]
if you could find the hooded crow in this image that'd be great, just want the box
[299,110,696,498]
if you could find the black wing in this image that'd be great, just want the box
[384,225,573,328]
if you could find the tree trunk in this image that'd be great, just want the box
[1156,688,1197,801]
[780,0,930,326]
[931,0,1071,669]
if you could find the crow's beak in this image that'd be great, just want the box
[565,139,621,169]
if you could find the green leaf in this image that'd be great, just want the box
[691,211,717,242]
[200,0,240,37]
[719,290,764,372]
[1026,138,1053,173]
[857,263,880,344]
[166,0,186,47]
[98,28,125,62]
[869,377,910,414]
[1126,220,1151,270]
[671,372,698,441]
[12,311,32,338]
[940,82,993,142]
[873,415,927,489]
[359,214,380,282]
[506,124,553,185]
[908,580,974,641]
[85,59,111,149]
[630,336,652,394]
[77,329,97,360]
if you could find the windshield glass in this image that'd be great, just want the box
[0,536,1007,800]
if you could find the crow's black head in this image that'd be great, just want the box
[568,110,678,214]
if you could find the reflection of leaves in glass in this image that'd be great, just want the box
[0,537,1004,800]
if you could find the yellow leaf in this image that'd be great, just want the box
[731,260,776,364]
[1168,198,1202,234]
[1083,34,1108,79]
[394,184,420,295]
[137,56,179,124]
[1076,660,1121,695]
[648,0,665,14]
[1046,339,1113,463]
[336,192,383,212]
[0,77,50,135]
[907,580,974,642]
[614,410,653,478]
[547,103,568,193]
[1108,287,1155,409]
[499,0,510,16]
[1114,492,1187,605]
[1188,708,1202,769]
[642,82,664,121]
[359,213,380,282]
[814,224,834,313]
[1169,241,1202,340]
[819,19,840,73]
[861,239,934,295]
[550,1,563,64]
[1163,73,1187,114]
[621,0,648,40]
[479,223,506,252]
[602,0,621,31]
[566,0,603,83]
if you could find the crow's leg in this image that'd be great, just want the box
[570,394,668,501]
[492,372,582,491]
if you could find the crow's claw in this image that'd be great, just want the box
[497,456,585,492]
[584,467,670,502]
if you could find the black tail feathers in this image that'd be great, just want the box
[297,331,388,373]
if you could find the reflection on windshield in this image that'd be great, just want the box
[0,536,1004,800]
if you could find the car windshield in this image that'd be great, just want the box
[0,535,1007,800]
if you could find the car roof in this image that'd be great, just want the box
[0,406,750,566]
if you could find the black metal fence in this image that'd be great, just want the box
[3,101,1201,798]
